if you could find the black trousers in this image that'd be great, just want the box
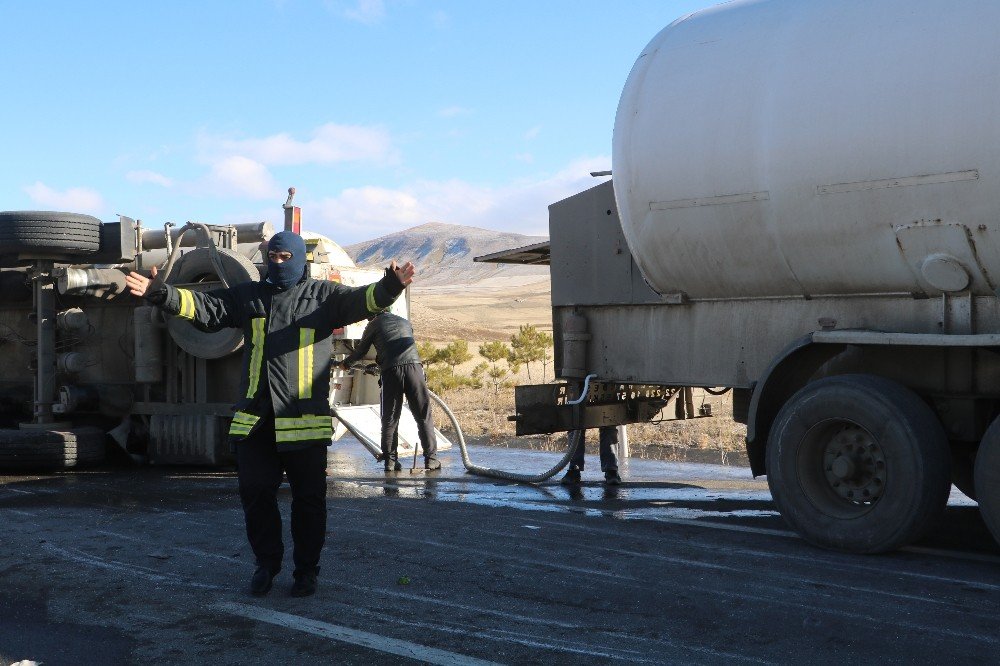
[380,362,437,462]
[236,411,327,577]
[569,426,619,473]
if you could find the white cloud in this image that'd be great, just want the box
[23,182,104,214]
[344,0,385,24]
[304,156,612,243]
[201,123,397,166]
[438,106,470,118]
[514,153,534,164]
[126,170,174,187]
[206,156,280,200]
[524,126,542,140]
[431,10,450,29]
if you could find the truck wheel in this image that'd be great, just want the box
[766,374,951,553]
[0,427,106,470]
[974,417,1000,546]
[0,211,102,255]
[165,248,258,359]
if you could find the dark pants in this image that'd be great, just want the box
[380,362,437,462]
[569,426,619,473]
[236,411,327,577]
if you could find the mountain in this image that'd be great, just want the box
[344,222,549,287]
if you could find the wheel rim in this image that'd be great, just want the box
[797,419,887,518]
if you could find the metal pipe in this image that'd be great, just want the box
[56,268,128,297]
[140,222,273,250]
[32,260,56,424]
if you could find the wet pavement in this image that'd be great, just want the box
[0,440,997,665]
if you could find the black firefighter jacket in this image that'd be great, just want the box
[153,271,403,449]
[342,312,422,371]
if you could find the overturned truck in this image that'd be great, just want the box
[0,190,404,468]
[494,0,1000,553]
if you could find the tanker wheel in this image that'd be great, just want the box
[165,247,258,359]
[973,417,1000,546]
[0,211,102,255]
[0,427,106,471]
[766,374,951,553]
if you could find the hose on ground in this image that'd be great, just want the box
[429,388,581,484]
[335,367,594,484]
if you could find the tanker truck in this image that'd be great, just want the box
[0,190,418,469]
[496,0,1000,553]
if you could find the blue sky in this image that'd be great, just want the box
[0,0,719,245]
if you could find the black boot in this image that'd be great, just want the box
[250,566,276,596]
[560,467,582,485]
[290,570,318,597]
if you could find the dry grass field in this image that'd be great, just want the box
[410,279,749,466]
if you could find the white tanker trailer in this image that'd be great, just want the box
[500,0,1000,552]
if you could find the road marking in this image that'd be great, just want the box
[335,581,584,630]
[344,527,634,581]
[95,529,242,563]
[42,543,224,591]
[525,513,1000,568]
[343,602,772,665]
[215,602,502,666]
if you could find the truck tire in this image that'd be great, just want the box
[0,427,106,470]
[165,247,258,359]
[973,417,1000,546]
[766,374,951,553]
[0,211,102,255]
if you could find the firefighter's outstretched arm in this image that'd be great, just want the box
[393,260,415,286]
[327,260,414,327]
[126,265,240,330]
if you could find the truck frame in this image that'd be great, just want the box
[486,179,1000,553]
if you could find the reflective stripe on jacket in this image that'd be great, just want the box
[159,273,403,449]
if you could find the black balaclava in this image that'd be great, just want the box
[266,231,308,289]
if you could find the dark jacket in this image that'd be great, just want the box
[154,271,403,449]
[342,312,421,371]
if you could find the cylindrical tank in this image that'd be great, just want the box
[139,222,273,251]
[134,305,163,383]
[560,312,591,379]
[613,0,1000,299]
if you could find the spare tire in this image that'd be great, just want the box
[0,211,102,255]
[0,426,106,470]
[165,247,258,359]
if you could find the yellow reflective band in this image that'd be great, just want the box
[275,428,332,442]
[365,283,380,313]
[246,318,266,398]
[229,411,260,437]
[275,415,330,430]
[176,289,196,321]
[298,328,315,399]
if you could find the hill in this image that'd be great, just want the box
[344,222,549,288]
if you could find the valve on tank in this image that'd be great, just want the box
[56,352,90,374]
[56,307,90,333]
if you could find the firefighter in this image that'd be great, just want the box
[125,231,414,597]
[338,311,440,472]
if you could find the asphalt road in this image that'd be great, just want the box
[0,442,997,665]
